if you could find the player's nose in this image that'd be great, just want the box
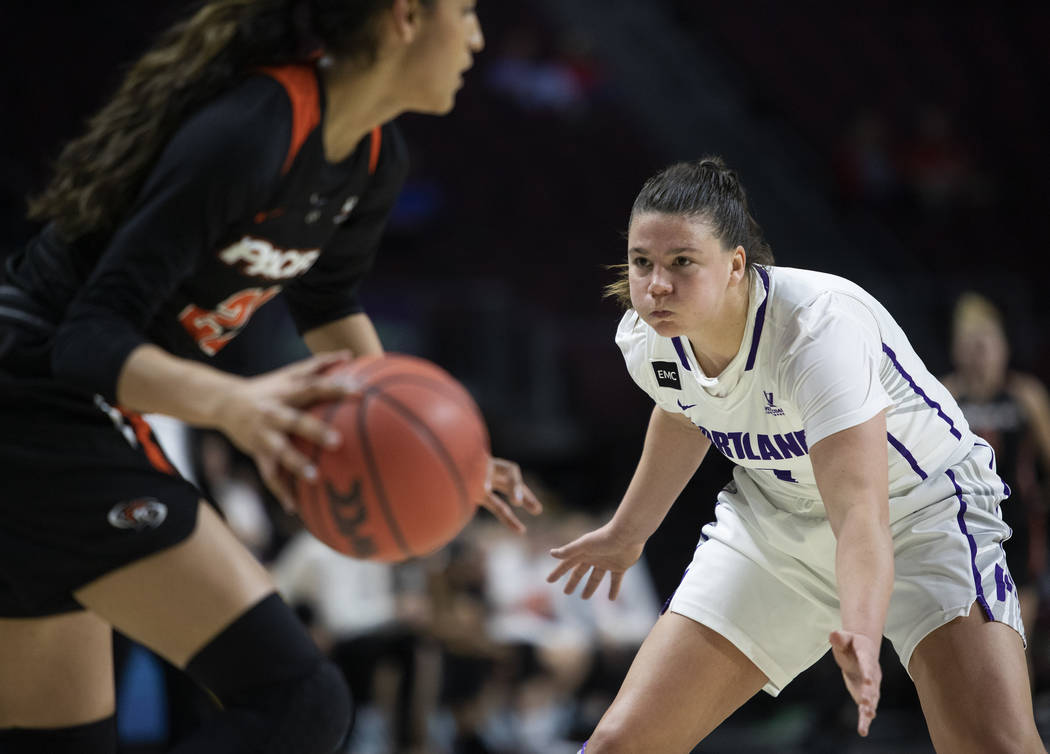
[648,268,672,295]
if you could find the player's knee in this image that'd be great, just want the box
[932,715,1042,754]
[226,658,351,753]
[184,593,352,753]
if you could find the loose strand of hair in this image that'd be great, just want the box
[27,0,284,240]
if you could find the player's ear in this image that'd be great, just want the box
[388,0,424,44]
[731,245,748,283]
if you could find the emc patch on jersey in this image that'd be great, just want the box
[652,361,681,390]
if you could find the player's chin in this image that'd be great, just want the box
[414,87,459,116]
[646,316,681,335]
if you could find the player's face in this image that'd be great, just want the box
[401,0,484,114]
[627,212,743,338]
[953,321,1008,380]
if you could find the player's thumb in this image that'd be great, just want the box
[549,540,579,559]
[829,630,852,653]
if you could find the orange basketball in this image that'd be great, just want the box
[287,353,489,562]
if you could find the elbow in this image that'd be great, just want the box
[51,318,140,402]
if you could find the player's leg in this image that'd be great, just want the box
[74,501,352,754]
[583,611,767,753]
[889,449,1044,753]
[0,611,117,753]
[908,601,1043,753]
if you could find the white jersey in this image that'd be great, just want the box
[617,266,993,521]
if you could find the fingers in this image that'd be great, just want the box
[287,349,354,377]
[546,557,578,584]
[257,453,297,514]
[828,631,881,738]
[580,568,607,600]
[262,402,342,451]
[857,698,876,737]
[283,379,358,410]
[487,458,543,515]
[829,630,850,652]
[479,492,526,534]
[261,426,317,484]
[609,571,624,601]
[563,563,591,595]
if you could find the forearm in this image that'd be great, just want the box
[835,506,894,641]
[116,343,244,427]
[611,406,710,543]
[303,311,383,356]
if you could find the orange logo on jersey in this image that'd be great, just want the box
[178,286,281,356]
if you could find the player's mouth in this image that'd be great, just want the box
[650,309,674,319]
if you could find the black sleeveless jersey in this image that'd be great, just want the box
[1,64,409,401]
[957,387,1042,515]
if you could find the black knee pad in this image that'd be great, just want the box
[181,592,352,754]
[0,715,116,754]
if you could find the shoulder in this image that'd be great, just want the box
[373,121,410,186]
[157,73,291,184]
[616,309,657,364]
[615,310,662,390]
[767,267,882,341]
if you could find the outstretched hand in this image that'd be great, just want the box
[546,523,645,600]
[479,457,543,533]
[829,629,882,737]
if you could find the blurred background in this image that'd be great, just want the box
[3,1,1049,752]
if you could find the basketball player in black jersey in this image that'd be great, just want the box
[943,292,1050,687]
[0,2,540,752]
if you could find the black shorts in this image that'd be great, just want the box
[0,377,204,617]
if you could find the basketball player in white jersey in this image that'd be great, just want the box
[548,158,1044,752]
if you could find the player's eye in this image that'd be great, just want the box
[631,257,652,269]
[674,256,692,267]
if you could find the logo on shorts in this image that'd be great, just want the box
[652,361,681,390]
[108,498,168,530]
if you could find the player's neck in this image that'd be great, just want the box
[686,275,751,377]
[320,62,403,164]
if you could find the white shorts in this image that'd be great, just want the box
[667,442,1024,696]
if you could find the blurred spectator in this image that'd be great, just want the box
[425,530,510,754]
[942,292,1050,689]
[270,532,431,753]
[901,105,980,212]
[195,430,273,558]
[833,109,901,210]
[485,28,590,117]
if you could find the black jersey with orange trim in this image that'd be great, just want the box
[957,386,1045,582]
[1,64,408,401]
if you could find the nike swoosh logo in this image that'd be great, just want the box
[677,400,696,410]
[253,207,286,224]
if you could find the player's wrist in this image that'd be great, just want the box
[606,511,653,549]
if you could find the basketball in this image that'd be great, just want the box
[287,353,490,562]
